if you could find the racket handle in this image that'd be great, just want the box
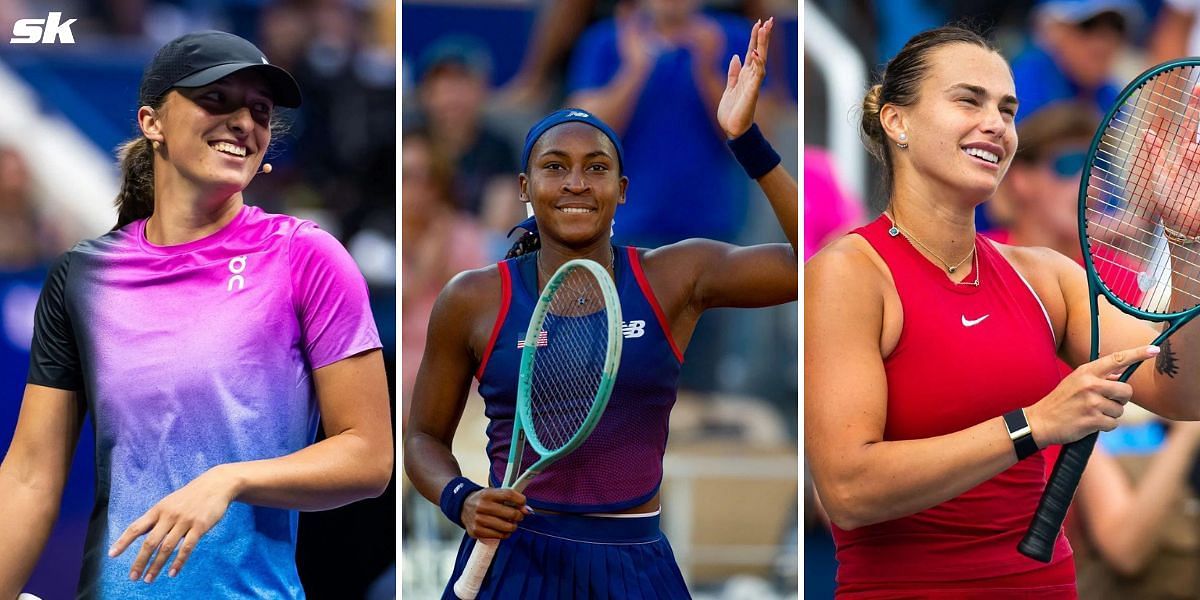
[1019,431,1099,562]
[453,537,500,599]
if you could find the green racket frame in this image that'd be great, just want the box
[1020,58,1200,563]
[453,257,622,600]
[504,257,623,490]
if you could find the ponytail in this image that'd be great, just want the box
[113,137,156,230]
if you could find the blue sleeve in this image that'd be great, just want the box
[567,20,621,95]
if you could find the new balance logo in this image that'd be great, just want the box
[622,320,645,339]
[227,256,248,292]
[10,13,77,44]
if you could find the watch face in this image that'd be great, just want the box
[1004,409,1029,437]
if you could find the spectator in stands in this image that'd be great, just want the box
[416,35,522,244]
[500,0,769,110]
[400,130,488,423]
[1071,419,1200,598]
[289,0,396,245]
[0,147,75,270]
[1010,0,1143,122]
[804,146,864,260]
[0,148,43,270]
[567,0,752,248]
[1149,0,1200,63]
[987,101,1096,254]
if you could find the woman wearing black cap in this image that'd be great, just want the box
[404,18,794,599]
[0,31,391,599]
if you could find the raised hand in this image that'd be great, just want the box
[107,466,237,583]
[616,5,661,75]
[1140,82,1200,237]
[717,17,774,140]
[685,14,725,74]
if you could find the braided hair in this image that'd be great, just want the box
[505,216,539,258]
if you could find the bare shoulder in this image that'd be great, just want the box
[432,263,505,326]
[993,241,1077,276]
[991,241,1081,300]
[806,233,890,291]
[441,263,502,302]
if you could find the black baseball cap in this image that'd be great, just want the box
[138,31,302,108]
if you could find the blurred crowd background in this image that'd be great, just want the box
[401,1,799,598]
[806,0,1200,597]
[0,1,396,598]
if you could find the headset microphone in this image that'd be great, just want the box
[257,163,272,174]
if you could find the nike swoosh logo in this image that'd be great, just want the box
[962,314,990,327]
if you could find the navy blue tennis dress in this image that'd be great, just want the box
[443,246,690,599]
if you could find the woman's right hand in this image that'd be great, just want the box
[461,488,531,540]
[1026,345,1162,447]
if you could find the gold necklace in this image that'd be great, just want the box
[886,209,980,286]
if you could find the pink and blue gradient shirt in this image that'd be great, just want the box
[27,205,381,599]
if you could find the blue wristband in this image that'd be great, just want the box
[727,123,781,180]
[439,476,484,528]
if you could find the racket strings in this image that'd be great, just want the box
[1084,64,1200,314]
[526,267,610,454]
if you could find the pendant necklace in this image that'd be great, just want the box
[886,208,980,286]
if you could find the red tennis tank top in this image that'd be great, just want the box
[830,215,1077,598]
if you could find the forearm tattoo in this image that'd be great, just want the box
[1157,338,1180,378]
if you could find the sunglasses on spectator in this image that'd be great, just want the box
[1047,149,1088,178]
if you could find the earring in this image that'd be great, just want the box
[152,140,161,150]
[896,132,908,149]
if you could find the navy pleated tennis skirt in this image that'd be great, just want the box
[441,511,690,599]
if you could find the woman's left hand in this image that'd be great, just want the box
[107,465,239,583]
[716,16,774,140]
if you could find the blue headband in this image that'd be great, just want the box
[521,108,624,174]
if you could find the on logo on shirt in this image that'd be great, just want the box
[227,256,247,292]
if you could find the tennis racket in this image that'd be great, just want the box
[1020,59,1200,562]
[453,257,623,599]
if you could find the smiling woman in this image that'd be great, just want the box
[404,17,797,599]
[0,31,392,600]
[805,25,1200,597]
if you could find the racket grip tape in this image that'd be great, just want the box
[1018,431,1099,562]
[453,538,500,599]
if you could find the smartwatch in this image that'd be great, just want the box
[1003,408,1040,461]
